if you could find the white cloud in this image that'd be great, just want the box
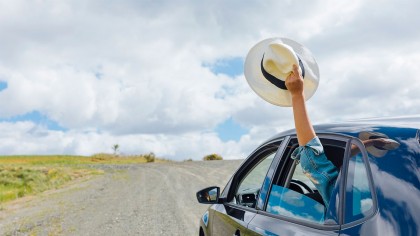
[0,120,256,161]
[0,0,419,160]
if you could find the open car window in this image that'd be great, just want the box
[263,136,347,225]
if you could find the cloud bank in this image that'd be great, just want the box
[0,0,419,160]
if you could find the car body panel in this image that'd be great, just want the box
[199,204,257,236]
[198,116,420,236]
[340,127,420,236]
[211,204,257,236]
[248,213,340,236]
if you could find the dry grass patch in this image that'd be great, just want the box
[0,166,98,203]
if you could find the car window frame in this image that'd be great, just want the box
[224,138,286,213]
[256,133,355,231]
[222,133,379,231]
[340,137,379,228]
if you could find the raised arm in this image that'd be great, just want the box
[285,64,316,146]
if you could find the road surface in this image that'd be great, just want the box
[0,160,242,236]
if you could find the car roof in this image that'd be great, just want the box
[268,115,420,141]
[264,114,420,193]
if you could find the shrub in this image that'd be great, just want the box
[203,154,223,161]
[144,152,156,163]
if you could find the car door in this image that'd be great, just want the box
[336,138,378,235]
[247,134,352,236]
[211,139,285,236]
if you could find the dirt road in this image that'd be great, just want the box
[0,160,242,236]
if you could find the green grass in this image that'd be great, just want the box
[0,153,166,166]
[0,166,96,203]
[0,154,168,204]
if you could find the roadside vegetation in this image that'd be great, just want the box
[0,153,167,204]
[0,166,96,203]
[203,153,223,161]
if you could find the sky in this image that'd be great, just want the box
[0,0,419,161]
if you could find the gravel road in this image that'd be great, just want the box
[0,160,242,236]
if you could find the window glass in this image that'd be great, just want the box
[266,184,325,223]
[344,142,374,223]
[264,138,347,225]
[233,151,276,208]
[266,160,326,224]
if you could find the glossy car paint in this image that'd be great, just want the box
[198,117,420,236]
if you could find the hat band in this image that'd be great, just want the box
[368,135,388,150]
[260,55,306,90]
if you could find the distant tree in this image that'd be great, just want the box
[203,153,223,161]
[112,144,119,156]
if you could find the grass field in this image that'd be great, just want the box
[0,154,165,204]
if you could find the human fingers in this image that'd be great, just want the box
[287,64,298,81]
[292,64,299,75]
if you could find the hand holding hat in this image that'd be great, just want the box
[244,37,319,107]
[285,64,304,97]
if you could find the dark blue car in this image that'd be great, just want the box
[197,116,420,236]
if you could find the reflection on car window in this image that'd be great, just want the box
[264,138,349,225]
[233,151,276,208]
[238,152,275,192]
[345,144,374,223]
[266,185,325,224]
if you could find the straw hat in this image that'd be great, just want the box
[359,131,400,157]
[244,37,320,107]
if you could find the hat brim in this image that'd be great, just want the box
[358,131,400,158]
[244,38,320,107]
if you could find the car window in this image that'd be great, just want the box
[291,163,316,192]
[264,137,347,225]
[265,158,326,224]
[232,150,276,208]
[344,141,374,223]
[266,184,325,223]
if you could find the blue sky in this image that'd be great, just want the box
[207,57,248,142]
[215,117,248,142]
[205,57,244,77]
[0,81,7,92]
[0,0,419,160]
[0,110,66,131]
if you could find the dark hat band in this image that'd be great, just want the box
[260,54,305,90]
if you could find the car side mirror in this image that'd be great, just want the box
[196,186,220,204]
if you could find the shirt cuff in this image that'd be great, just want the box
[291,136,324,161]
